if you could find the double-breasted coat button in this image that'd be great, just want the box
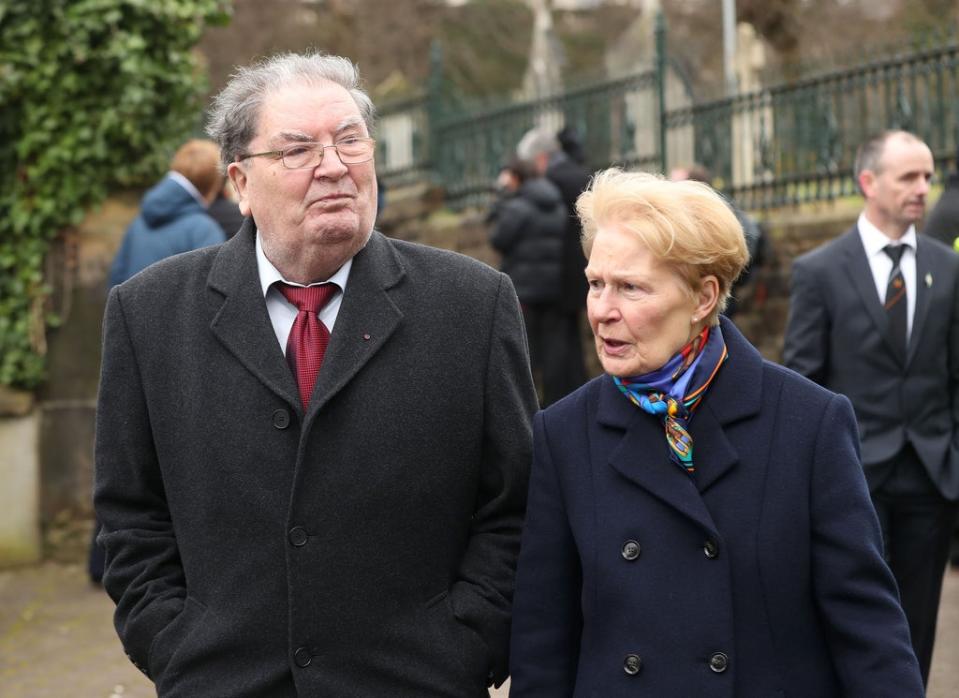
[704,539,719,559]
[709,651,729,673]
[293,647,312,667]
[288,526,308,547]
[621,540,641,561]
[623,654,643,675]
[272,409,291,429]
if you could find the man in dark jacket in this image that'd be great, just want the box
[517,128,591,399]
[109,139,225,286]
[923,165,959,250]
[206,179,246,240]
[489,159,568,405]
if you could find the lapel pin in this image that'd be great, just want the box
[925,273,933,288]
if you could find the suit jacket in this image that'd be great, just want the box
[510,318,922,697]
[94,222,537,697]
[783,226,959,499]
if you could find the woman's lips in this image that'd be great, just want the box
[601,337,629,356]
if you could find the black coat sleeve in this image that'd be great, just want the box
[94,286,187,679]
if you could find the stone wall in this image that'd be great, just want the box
[34,195,138,564]
[732,198,861,362]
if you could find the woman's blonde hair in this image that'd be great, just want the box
[576,168,750,324]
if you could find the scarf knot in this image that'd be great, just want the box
[614,325,728,474]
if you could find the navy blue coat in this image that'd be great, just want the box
[509,318,923,697]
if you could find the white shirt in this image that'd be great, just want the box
[255,233,352,355]
[857,212,917,340]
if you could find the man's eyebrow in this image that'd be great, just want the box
[269,130,314,146]
[334,116,365,135]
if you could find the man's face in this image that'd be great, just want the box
[228,81,377,280]
[861,134,934,235]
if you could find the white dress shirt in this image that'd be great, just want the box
[255,233,352,355]
[857,212,917,340]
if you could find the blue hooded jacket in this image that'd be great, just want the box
[109,175,225,287]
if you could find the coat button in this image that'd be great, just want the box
[621,540,641,561]
[288,526,308,547]
[623,653,643,675]
[272,409,291,429]
[293,646,312,668]
[704,539,719,559]
[709,651,729,673]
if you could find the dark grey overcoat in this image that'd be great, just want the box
[94,222,537,697]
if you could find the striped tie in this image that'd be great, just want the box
[883,244,908,357]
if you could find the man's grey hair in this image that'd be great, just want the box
[516,127,559,161]
[854,130,924,181]
[206,52,376,169]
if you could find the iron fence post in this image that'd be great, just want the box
[655,10,668,174]
[426,40,444,185]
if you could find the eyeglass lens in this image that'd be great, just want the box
[283,140,374,168]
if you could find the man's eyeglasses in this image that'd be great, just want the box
[239,137,376,169]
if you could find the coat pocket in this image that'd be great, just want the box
[423,591,490,690]
[147,596,208,684]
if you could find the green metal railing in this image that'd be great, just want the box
[376,18,959,211]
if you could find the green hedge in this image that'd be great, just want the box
[0,0,229,389]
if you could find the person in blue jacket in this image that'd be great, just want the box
[90,139,225,584]
[509,169,923,697]
[108,139,226,286]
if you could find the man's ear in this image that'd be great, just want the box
[227,162,251,216]
[858,170,876,199]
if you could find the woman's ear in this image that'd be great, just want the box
[692,275,720,323]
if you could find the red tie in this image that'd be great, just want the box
[276,282,338,408]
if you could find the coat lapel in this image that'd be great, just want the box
[599,379,720,537]
[306,232,405,417]
[693,318,762,494]
[907,236,935,367]
[207,221,301,409]
[842,227,905,365]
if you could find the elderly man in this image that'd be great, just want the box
[784,130,959,686]
[94,52,536,697]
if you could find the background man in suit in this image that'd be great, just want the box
[784,130,959,685]
[94,52,537,697]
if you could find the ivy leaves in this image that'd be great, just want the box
[0,0,229,388]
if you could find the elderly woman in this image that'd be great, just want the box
[508,170,923,697]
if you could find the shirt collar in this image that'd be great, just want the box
[858,212,916,257]
[255,232,352,297]
[167,171,208,207]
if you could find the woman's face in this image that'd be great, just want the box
[585,223,709,377]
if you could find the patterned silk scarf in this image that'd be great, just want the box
[613,325,728,474]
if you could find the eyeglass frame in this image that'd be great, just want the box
[237,137,377,169]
